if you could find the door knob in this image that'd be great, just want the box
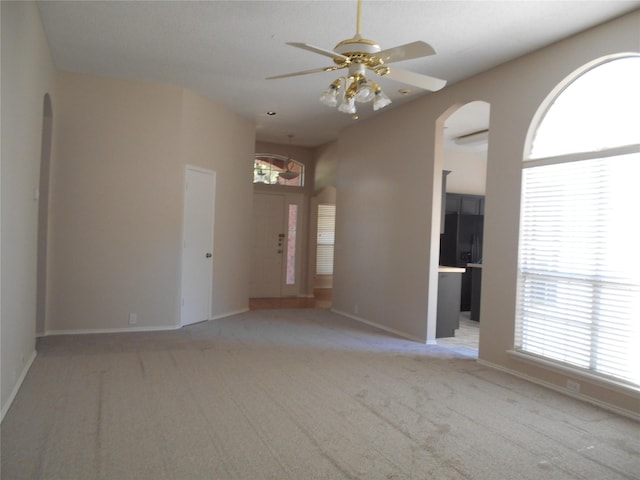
[205,253,212,258]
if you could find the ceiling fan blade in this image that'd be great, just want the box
[383,67,447,92]
[266,66,338,80]
[286,42,349,61]
[377,41,436,64]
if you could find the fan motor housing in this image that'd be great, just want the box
[334,37,381,55]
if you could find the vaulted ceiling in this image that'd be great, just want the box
[37,1,640,147]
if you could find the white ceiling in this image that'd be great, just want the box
[444,101,490,152]
[37,1,640,147]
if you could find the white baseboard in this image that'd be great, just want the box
[43,324,181,336]
[331,308,426,343]
[41,308,252,336]
[477,359,640,421]
[1,350,37,422]
[210,308,249,321]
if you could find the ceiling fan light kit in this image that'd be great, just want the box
[278,135,300,181]
[267,0,446,116]
[278,168,300,181]
[319,79,341,107]
[373,89,392,111]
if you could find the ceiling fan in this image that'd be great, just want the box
[266,0,446,115]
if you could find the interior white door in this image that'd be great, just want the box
[181,167,216,326]
[250,193,285,297]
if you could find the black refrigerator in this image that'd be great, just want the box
[439,213,484,310]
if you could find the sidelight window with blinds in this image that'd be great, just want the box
[316,204,336,275]
[515,55,640,389]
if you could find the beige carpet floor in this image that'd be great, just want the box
[1,309,638,479]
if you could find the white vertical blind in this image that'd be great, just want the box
[516,151,640,387]
[316,204,336,275]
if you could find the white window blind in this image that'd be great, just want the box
[316,204,336,275]
[516,150,640,387]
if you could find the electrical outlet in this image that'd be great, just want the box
[129,313,137,325]
[566,379,581,393]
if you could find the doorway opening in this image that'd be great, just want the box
[36,93,53,336]
[249,192,304,299]
[434,101,490,354]
[180,167,216,326]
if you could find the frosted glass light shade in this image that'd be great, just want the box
[373,90,392,111]
[338,97,356,114]
[319,86,339,107]
[354,83,375,103]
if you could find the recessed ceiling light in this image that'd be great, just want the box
[266,111,277,116]
[398,88,411,96]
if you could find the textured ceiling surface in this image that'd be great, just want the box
[37,1,640,147]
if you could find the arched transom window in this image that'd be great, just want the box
[516,55,640,389]
[253,154,304,187]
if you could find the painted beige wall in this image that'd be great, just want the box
[180,90,254,318]
[314,141,339,195]
[48,73,184,332]
[333,11,640,414]
[1,1,56,416]
[334,101,440,341]
[47,72,255,332]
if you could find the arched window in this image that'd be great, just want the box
[516,55,640,389]
[253,154,304,187]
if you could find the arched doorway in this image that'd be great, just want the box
[433,100,490,352]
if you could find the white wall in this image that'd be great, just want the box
[46,73,255,333]
[443,148,487,195]
[333,11,640,415]
[1,1,56,418]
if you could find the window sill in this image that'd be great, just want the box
[507,349,640,397]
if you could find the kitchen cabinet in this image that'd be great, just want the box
[468,264,482,321]
[440,210,484,311]
[445,193,485,215]
[440,213,483,267]
[436,267,465,338]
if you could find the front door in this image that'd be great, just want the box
[180,167,216,326]
[250,193,285,297]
